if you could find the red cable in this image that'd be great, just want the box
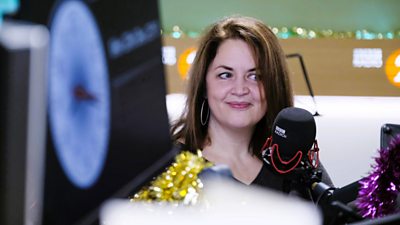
[308,140,320,168]
[261,136,320,174]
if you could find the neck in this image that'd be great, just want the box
[206,118,253,155]
[202,119,262,185]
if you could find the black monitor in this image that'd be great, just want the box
[1,0,176,225]
[380,123,400,150]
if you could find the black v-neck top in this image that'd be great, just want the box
[201,161,334,201]
[176,143,334,201]
[251,162,286,190]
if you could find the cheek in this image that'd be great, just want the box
[206,82,217,100]
[206,80,227,99]
[207,88,225,109]
[254,86,267,112]
[253,84,266,101]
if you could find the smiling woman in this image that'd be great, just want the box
[171,15,293,161]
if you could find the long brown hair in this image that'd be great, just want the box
[171,16,293,158]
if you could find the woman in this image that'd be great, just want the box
[171,15,296,184]
[133,15,332,204]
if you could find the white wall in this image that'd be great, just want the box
[297,95,400,187]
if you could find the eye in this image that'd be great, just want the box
[248,73,259,81]
[218,72,232,79]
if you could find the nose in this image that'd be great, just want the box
[232,77,250,96]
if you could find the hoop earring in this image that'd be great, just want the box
[200,99,210,126]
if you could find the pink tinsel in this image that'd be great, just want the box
[356,134,400,218]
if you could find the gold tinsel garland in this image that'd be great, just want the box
[131,150,212,205]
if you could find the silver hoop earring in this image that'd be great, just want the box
[200,99,210,126]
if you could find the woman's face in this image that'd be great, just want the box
[205,39,267,131]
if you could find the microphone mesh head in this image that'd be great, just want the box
[271,107,316,160]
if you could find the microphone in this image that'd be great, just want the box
[261,107,362,224]
[259,106,324,203]
[261,107,319,174]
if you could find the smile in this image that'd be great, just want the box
[227,102,251,110]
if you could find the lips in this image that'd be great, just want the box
[227,101,251,109]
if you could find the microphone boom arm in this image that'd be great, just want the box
[286,53,320,116]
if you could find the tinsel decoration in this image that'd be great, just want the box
[131,150,212,205]
[356,135,400,218]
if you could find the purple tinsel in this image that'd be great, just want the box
[356,134,400,219]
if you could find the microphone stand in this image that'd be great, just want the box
[290,163,362,225]
[286,53,320,116]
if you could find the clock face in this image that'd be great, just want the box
[48,0,110,189]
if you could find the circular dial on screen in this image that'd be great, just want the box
[48,0,110,189]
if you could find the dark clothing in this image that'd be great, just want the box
[198,150,336,224]
[177,143,334,201]
[200,160,334,201]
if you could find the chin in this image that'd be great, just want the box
[227,121,257,130]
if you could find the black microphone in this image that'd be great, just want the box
[271,107,316,160]
[261,107,319,174]
[261,107,341,200]
[260,107,364,225]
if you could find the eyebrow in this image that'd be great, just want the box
[215,65,256,72]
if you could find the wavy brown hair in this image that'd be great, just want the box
[171,16,293,158]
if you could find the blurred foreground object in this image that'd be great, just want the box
[101,178,322,225]
[0,0,19,25]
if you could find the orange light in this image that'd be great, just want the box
[177,47,197,80]
[385,49,400,88]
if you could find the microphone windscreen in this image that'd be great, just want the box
[271,107,316,160]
